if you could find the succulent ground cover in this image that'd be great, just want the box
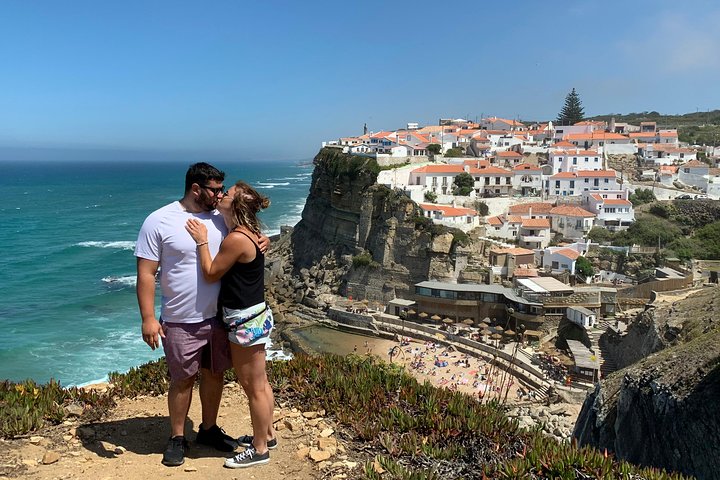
[1,354,691,479]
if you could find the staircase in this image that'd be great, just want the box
[587,323,618,379]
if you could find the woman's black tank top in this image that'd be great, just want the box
[219,231,265,309]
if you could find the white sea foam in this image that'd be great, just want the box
[102,275,137,287]
[77,241,136,250]
[258,182,290,187]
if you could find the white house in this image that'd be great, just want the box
[547,205,596,240]
[546,170,619,197]
[512,164,543,196]
[552,124,596,142]
[486,215,522,241]
[658,165,679,187]
[639,144,697,165]
[549,149,603,174]
[518,218,551,249]
[472,165,514,197]
[409,164,465,195]
[567,306,597,328]
[582,190,635,231]
[677,159,710,191]
[419,203,481,232]
[542,247,581,275]
[494,150,524,166]
[564,132,632,150]
[480,117,526,131]
[507,202,554,218]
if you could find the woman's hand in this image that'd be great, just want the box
[258,234,271,253]
[185,218,208,244]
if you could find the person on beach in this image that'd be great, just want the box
[135,163,268,467]
[185,181,276,469]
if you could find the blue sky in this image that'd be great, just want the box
[1,0,719,161]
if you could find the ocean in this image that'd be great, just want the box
[0,159,313,386]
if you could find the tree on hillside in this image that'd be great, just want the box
[629,188,656,206]
[556,88,585,125]
[427,143,442,155]
[445,147,464,157]
[453,172,474,196]
[576,256,595,277]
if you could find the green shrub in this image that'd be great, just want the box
[424,191,437,203]
[352,252,373,268]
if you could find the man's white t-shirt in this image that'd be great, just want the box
[134,201,227,324]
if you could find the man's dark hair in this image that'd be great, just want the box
[185,162,225,193]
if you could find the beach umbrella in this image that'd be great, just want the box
[481,329,493,336]
[442,318,454,324]
[430,314,441,321]
[490,333,503,341]
[504,330,516,337]
[494,325,505,333]
[407,309,416,315]
[483,317,492,324]
[478,322,489,329]
[462,318,474,326]
[418,312,428,319]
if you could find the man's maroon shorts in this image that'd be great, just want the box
[161,316,232,381]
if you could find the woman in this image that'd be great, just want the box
[185,181,276,469]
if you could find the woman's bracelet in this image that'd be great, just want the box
[196,241,209,247]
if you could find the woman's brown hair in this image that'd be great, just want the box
[229,181,270,236]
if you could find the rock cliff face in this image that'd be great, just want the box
[289,148,456,301]
[574,287,720,479]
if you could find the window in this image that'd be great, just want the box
[594,158,599,162]
[573,158,577,165]
[442,177,447,185]
[555,181,560,188]
[570,180,575,188]
[584,178,589,183]
[416,176,420,184]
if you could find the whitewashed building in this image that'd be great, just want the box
[546,170,619,197]
[582,190,635,231]
[567,306,597,328]
[512,164,543,196]
[547,205,596,240]
[419,203,481,232]
[550,149,603,174]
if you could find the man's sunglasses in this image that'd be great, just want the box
[198,184,226,196]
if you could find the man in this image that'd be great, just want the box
[135,162,266,467]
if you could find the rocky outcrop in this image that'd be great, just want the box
[574,287,720,479]
[286,148,458,301]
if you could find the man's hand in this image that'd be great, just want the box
[258,234,271,254]
[142,317,165,350]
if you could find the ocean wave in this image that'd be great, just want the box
[258,182,290,186]
[77,241,136,250]
[102,275,137,287]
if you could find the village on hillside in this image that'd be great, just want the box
[318,114,720,391]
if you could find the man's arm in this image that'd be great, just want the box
[137,258,163,350]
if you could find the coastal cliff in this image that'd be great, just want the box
[286,148,457,301]
[574,287,720,479]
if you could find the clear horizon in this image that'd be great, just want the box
[2,0,719,161]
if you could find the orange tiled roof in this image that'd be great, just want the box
[603,199,631,206]
[513,267,539,277]
[476,166,513,175]
[564,132,629,141]
[419,204,477,217]
[683,160,707,168]
[507,215,524,223]
[550,149,600,156]
[508,202,554,214]
[549,205,596,217]
[496,150,523,157]
[490,247,535,255]
[554,141,576,148]
[550,170,617,179]
[555,248,581,260]
[487,215,503,226]
[411,164,465,174]
[521,218,551,228]
[659,131,678,137]
[513,163,542,171]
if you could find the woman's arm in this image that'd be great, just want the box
[185,219,243,282]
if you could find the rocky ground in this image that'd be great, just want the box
[0,383,359,480]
